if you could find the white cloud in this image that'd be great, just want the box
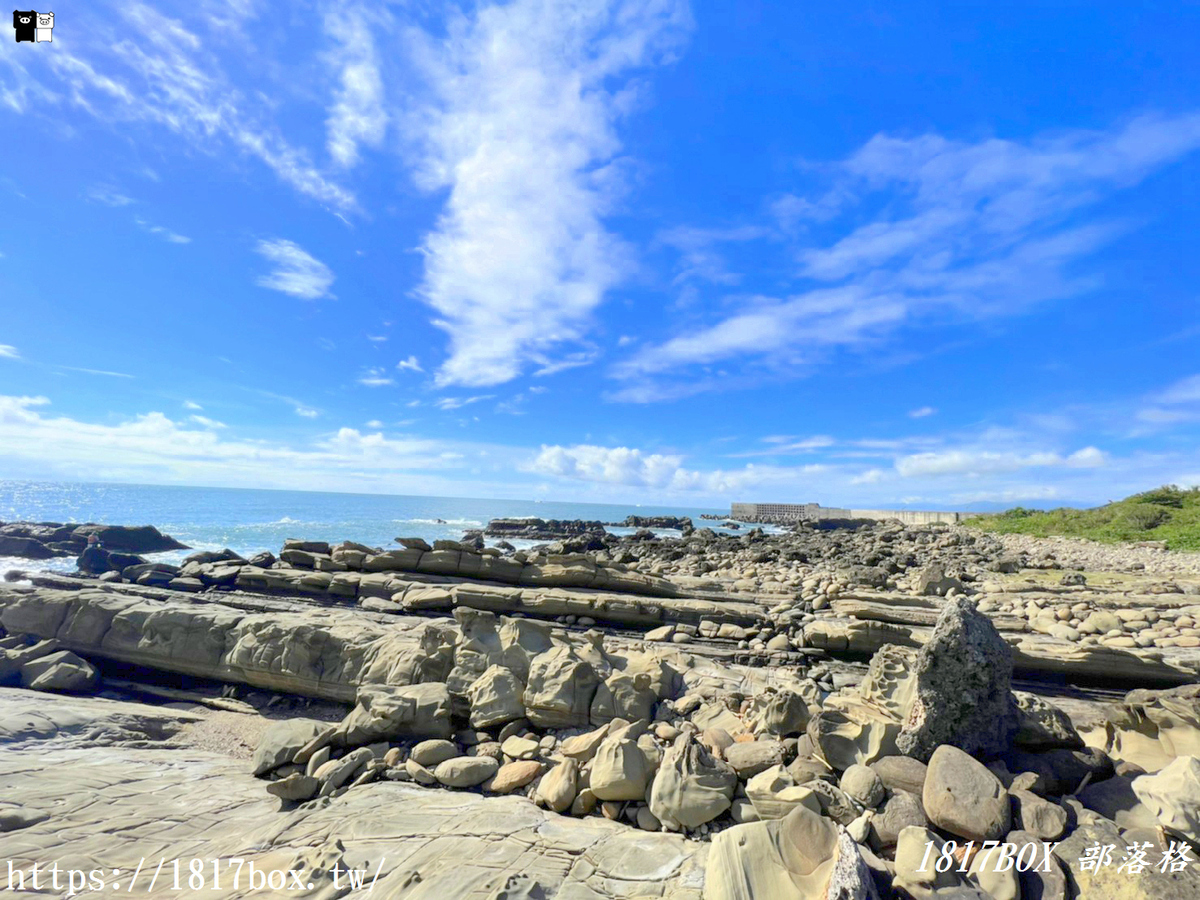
[396,355,424,373]
[57,365,134,378]
[1157,374,1200,405]
[135,217,191,244]
[851,468,887,484]
[533,350,600,377]
[908,406,936,418]
[1134,374,1200,428]
[324,6,387,168]
[86,184,135,206]
[365,419,384,428]
[435,395,493,411]
[404,0,690,387]
[254,238,335,300]
[769,189,848,231]
[526,443,828,495]
[895,446,1106,478]
[295,406,319,419]
[189,414,226,429]
[183,400,202,410]
[614,114,1200,399]
[1066,446,1107,468]
[13,3,356,211]
[730,435,835,457]
[358,367,394,387]
[658,224,769,286]
[200,0,258,30]
[367,335,388,343]
[0,394,488,490]
[0,344,19,359]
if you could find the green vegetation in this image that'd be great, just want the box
[964,485,1200,551]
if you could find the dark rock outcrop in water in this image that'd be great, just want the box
[482,518,610,540]
[618,515,693,531]
[480,515,693,542]
[0,521,188,561]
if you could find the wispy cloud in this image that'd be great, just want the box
[254,238,335,300]
[134,217,191,244]
[1157,374,1200,405]
[658,224,769,286]
[183,400,203,410]
[248,388,320,419]
[86,184,135,207]
[909,406,936,418]
[324,5,387,168]
[189,414,227,429]
[11,3,356,211]
[729,435,835,457]
[0,394,489,491]
[358,367,394,387]
[533,350,601,377]
[435,395,494,411]
[613,114,1200,401]
[1136,373,1200,427]
[528,442,828,494]
[894,446,1106,478]
[57,365,134,378]
[0,344,19,359]
[396,355,423,373]
[404,0,691,388]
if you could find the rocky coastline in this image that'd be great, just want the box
[3,516,1200,898]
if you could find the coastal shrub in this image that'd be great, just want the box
[964,485,1200,550]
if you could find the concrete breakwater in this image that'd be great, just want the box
[730,502,972,526]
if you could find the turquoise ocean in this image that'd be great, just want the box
[0,480,749,574]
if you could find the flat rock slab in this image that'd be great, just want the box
[0,689,707,899]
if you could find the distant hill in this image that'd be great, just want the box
[963,485,1200,551]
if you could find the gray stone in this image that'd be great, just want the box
[923,745,1010,841]
[1013,692,1084,750]
[649,733,737,830]
[336,683,453,745]
[870,755,928,796]
[723,740,785,778]
[522,645,600,729]
[536,758,579,813]
[1006,830,1068,900]
[743,685,812,736]
[840,764,885,808]
[1133,755,1200,841]
[1005,746,1113,796]
[896,597,1019,763]
[410,739,460,767]
[434,756,499,788]
[19,650,98,692]
[704,804,844,900]
[266,773,320,801]
[251,718,327,776]
[1011,789,1068,840]
[1055,809,1200,899]
[869,789,927,849]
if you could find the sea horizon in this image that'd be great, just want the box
[0,479,740,576]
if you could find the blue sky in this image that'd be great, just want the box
[2,0,1199,508]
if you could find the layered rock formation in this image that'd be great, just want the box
[3,518,1200,899]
